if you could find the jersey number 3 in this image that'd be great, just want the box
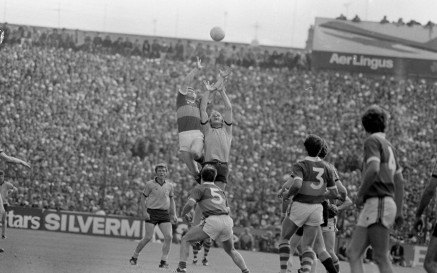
[311,167,324,189]
[210,188,225,205]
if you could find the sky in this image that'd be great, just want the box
[2,0,437,48]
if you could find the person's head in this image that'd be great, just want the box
[154,163,168,178]
[361,105,387,134]
[201,164,217,182]
[209,110,224,128]
[0,170,4,184]
[304,134,324,157]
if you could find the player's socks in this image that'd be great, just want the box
[203,238,211,261]
[333,258,340,272]
[241,269,249,273]
[279,242,291,273]
[300,251,315,273]
[178,261,187,270]
[321,257,337,273]
[159,260,169,268]
[193,243,200,263]
[132,251,139,259]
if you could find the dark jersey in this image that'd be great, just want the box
[189,182,229,218]
[362,133,401,200]
[292,157,337,204]
[176,90,201,133]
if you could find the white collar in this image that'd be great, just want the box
[203,182,215,185]
[372,132,386,138]
[304,156,322,162]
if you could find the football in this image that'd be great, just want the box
[210,26,225,42]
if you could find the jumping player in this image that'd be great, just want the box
[174,165,250,273]
[177,57,205,183]
[414,161,437,273]
[348,105,404,273]
[279,134,338,273]
[130,163,177,269]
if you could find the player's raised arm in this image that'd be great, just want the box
[218,85,232,129]
[200,81,214,124]
[0,151,30,169]
[179,57,203,95]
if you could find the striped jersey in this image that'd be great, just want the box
[176,89,201,133]
[142,178,175,210]
[292,156,337,204]
[362,132,402,200]
[189,182,229,218]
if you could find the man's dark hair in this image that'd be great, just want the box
[154,163,168,173]
[304,134,324,157]
[361,105,387,134]
[201,165,217,182]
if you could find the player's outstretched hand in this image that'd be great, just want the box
[196,57,203,70]
[219,66,232,78]
[203,80,217,91]
[413,216,424,232]
[20,160,31,169]
[170,215,178,225]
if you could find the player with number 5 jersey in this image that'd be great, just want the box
[348,105,404,273]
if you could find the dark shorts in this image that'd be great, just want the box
[201,161,229,184]
[433,223,437,237]
[3,204,8,212]
[296,226,304,236]
[146,209,170,225]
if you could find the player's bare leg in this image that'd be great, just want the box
[158,222,173,268]
[348,226,370,273]
[299,225,319,273]
[176,225,209,272]
[368,224,393,273]
[323,230,340,271]
[180,151,200,180]
[222,238,250,272]
[424,236,437,273]
[312,228,337,273]
[130,222,155,265]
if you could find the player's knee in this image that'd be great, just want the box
[372,252,389,265]
[346,247,360,261]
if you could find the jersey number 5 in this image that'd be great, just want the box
[311,167,324,189]
[210,188,225,205]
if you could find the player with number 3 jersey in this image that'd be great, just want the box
[348,105,404,273]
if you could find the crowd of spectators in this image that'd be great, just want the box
[1,23,436,248]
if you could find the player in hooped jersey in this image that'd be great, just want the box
[174,165,250,273]
[177,57,205,183]
[414,161,437,273]
[348,105,404,273]
[278,135,339,273]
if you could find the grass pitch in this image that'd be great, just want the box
[0,228,425,273]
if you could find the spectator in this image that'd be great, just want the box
[338,241,348,261]
[390,238,406,266]
[238,227,255,251]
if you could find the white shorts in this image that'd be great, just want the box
[288,201,323,227]
[203,215,233,242]
[322,217,337,233]
[357,196,396,229]
[178,130,204,152]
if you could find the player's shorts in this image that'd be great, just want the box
[178,130,204,152]
[146,208,170,225]
[201,160,229,184]
[3,204,8,212]
[357,196,396,229]
[322,217,338,233]
[288,201,323,227]
[203,214,233,242]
